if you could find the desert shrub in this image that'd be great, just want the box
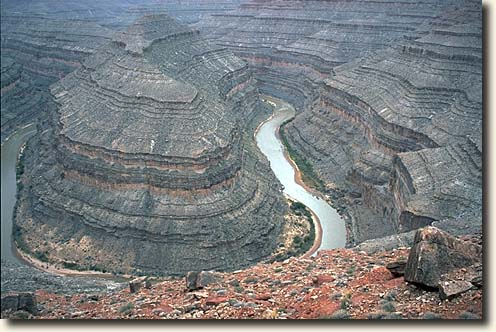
[458,311,480,319]
[328,309,350,319]
[340,293,352,310]
[381,300,396,312]
[422,311,442,319]
[118,303,134,315]
[384,290,397,301]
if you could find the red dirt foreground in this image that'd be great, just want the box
[24,248,482,320]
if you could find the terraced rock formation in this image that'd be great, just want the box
[197,0,482,244]
[0,0,242,142]
[15,14,286,276]
[0,12,112,141]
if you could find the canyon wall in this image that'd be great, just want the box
[3,0,482,274]
[0,0,242,142]
[197,0,482,244]
[15,15,286,276]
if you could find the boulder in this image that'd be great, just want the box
[186,271,222,291]
[404,226,482,288]
[386,260,407,277]
[186,271,200,290]
[205,296,228,306]
[1,292,37,315]
[197,271,222,288]
[1,294,19,313]
[469,264,483,288]
[129,276,151,293]
[438,280,473,300]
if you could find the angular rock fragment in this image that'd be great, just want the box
[186,272,200,291]
[186,271,223,290]
[404,226,481,288]
[197,271,223,289]
[312,275,334,286]
[438,280,473,300]
[469,264,483,288]
[205,295,228,306]
[386,260,407,278]
[129,276,151,293]
[1,292,37,315]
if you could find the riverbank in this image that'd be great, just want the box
[2,124,131,281]
[301,207,323,258]
[13,243,127,279]
[255,95,345,255]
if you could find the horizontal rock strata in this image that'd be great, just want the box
[197,0,482,244]
[15,15,286,276]
[0,0,244,142]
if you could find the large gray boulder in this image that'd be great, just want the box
[129,276,151,293]
[186,271,223,291]
[404,226,482,288]
[1,292,37,315]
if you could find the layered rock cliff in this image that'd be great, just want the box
[197,0,482,244]
[14,14,286,276]
[0,0,242,142]
[4,0,482,277]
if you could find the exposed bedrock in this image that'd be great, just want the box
[0,14,113,142]
[197,0,482,244]
[0,0,243,143]
[15,15,286,276]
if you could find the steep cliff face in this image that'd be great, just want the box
[197,0,482,244]
[15,15,286,276]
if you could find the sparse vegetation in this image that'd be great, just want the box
[118,303,134,315]
[328,309,350,319]
[229,279,240,287]
[340,293,352,310]
[381,300,396,312]
[63,261,83,270]
[244,277,259,284]
[422,311,442,319]
[33,251,49,262]
[279,119,325,191]
[234,285,244,293]
[289,201,315,254]
[458,311,480,319]
[16,145,26,181]
[384,290,397,301]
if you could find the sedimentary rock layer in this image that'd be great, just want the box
[0,11,112,141]
[198,0,482,244]
[0,0,242,142]
[16,15,286,276]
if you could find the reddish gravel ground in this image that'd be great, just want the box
[23,247,482,320]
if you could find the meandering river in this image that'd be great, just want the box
[1,124,36,261]
[1,96,345,273]
[255,96,346,251]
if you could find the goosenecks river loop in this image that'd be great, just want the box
[1,96,346,278]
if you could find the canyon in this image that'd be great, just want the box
[0,0,483,320]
